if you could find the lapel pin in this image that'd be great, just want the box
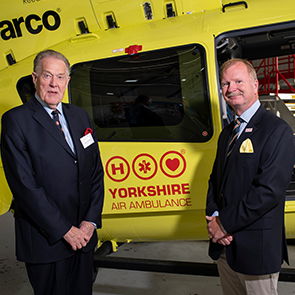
[245,128,253,133]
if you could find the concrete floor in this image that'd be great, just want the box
[1,211,295,294]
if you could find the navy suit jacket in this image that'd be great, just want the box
[206,105,295,275]
[1,97,104,264]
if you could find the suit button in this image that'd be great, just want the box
[74,160,77,164]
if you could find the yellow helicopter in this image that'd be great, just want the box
[1,0,295,256]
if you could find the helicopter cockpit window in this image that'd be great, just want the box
[69,44,212,142]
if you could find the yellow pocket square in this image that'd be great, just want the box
[239,138,254,153]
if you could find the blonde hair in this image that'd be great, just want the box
[221,58,257,82]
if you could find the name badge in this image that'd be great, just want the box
[80,133,95,149]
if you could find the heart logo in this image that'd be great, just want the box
[166,158,180,171]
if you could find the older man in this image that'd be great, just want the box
[206,58,295,294]
[1,50,104,295]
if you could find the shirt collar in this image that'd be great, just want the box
[35,93,63,116]
[236,99,260,123]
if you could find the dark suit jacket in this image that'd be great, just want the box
[1,96,104,264]
[206,105,295,275]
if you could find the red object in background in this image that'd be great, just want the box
[125,45,143,55]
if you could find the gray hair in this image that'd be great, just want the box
[33,50,71,76]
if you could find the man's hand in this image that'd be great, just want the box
[79,221,96,244]
[217,234,234,246]
[63,226,87,251]
[206,216,234,245]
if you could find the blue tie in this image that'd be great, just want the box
[227,118,243,157]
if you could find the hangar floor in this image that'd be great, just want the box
[1,211,295,295]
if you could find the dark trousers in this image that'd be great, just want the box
[26,250,94,295]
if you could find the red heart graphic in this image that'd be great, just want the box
[166,158,180,171]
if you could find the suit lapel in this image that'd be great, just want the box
[219,122,234,171]
[62,104,83,161]
[29,97,76,158]
[221,105,266,184]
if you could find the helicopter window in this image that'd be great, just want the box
[69,44,212,142]
[16,75,35,104]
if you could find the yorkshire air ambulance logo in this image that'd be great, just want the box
[132,153,158,180]
[160,151,186,178]
[105,150,187,182]
[105,156,130,182]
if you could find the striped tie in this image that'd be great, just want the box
[227,117,243,157]
[51,110,65,138]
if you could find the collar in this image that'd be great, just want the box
[35,93,64,117]
[236,99,260,123]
